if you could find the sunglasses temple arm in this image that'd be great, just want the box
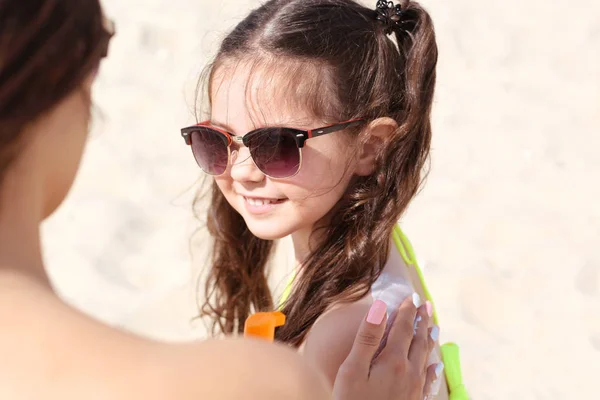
[309,120,364,138]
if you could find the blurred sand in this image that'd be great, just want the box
[42,0,599,398]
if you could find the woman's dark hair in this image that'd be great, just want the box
[197,0,438,345]
[0,0,111,183]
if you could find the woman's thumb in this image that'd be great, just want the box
[343,300,388,372]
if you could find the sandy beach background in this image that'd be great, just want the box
[42,0,599,398]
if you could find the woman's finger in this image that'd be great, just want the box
[422,362,437,399]
[342,299,388,375]
[423,362,445,399]
[427,325,439,358]
[408,305,430,366]
[378,295,418,360]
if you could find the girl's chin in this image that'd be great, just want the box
[246,226,291,241]
[242,218,298,241]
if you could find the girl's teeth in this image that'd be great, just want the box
[247,198,272,206]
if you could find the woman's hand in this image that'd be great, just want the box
[332,296,439,400]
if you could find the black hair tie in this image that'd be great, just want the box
[375,0,409,35]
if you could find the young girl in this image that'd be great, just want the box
[182,0,467,399]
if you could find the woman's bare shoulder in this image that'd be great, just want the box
[0,271,331,400]
[0,271,159,399]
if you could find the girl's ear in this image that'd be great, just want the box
[354,117,398,176]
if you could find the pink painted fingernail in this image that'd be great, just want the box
[367,300,387,325]
[426,301,433,317]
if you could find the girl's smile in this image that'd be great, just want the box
[242,195,288,215]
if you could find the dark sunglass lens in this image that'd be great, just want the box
[247,129,300,178]
[189,128,229,175]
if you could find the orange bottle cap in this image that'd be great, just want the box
[244,311,286,341]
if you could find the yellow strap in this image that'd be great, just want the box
[279,270,295,309]
[440,342,469,400]
[393,226,468,399]
[392,226,439,325]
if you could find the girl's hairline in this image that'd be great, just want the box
[200,53,343,127]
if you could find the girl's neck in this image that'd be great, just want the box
[0,165,48,286]
[290,217,333,266]
[291,227,313,265]
[290,226,328,266]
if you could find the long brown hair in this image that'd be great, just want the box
[197,0,437,345]
[0,0,110,183]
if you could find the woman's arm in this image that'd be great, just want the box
[1,273,434,400]
[151,338,332,400]
[0,274,331,400]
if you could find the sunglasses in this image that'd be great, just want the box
[180,120,363,178]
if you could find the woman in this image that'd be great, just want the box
[0,0,434,398]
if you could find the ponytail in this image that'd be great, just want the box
[395,0,438,129]
[393,0,438,191]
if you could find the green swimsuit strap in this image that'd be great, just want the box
[392,225,468,400]
[279,273,294,309]
[391,226,438,325]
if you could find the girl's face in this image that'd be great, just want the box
[210,65,359,243]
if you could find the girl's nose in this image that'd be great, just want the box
[230,147,265,183]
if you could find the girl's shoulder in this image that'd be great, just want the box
[299,295,373,385]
